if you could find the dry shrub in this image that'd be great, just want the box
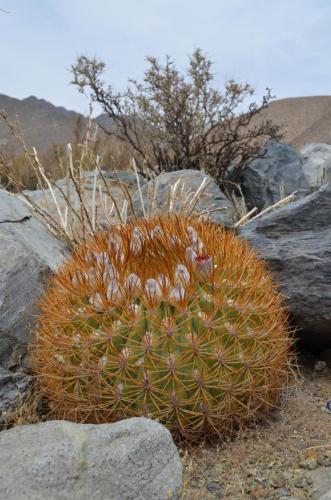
[72,49,282,185]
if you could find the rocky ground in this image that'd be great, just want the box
[181,354,331,500]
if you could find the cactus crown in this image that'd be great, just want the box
[32,215,293,441]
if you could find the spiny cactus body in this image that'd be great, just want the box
[32,215,293,441]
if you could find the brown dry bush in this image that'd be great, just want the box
[71,48,282,186]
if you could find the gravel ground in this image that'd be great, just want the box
[181,354,331,500]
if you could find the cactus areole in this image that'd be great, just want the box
[32,215,293,441]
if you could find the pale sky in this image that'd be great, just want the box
[1,0,331,115]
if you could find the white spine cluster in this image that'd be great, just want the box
[169,283,186,302]
[125,273,142,294]
[144,278,162,301]
[106,279,123,303]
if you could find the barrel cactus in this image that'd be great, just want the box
[32,215,293,441]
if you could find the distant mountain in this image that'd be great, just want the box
[1,93,331,158]
[0,94,85,155]
[94,113,113,134]
[260,96,331,149]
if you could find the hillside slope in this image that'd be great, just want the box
[0,94,84,154]
[261,96,331,148]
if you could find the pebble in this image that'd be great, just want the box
[294,475,313,488]
[254,477,268,486]
[293,442,306,450]
[318,456,331,467]
[277,488,290,496]
[247,468,257,477]
[206,481,223,493]
[299,458,318,470]
[270,472,287,488]
[314,360,327,372]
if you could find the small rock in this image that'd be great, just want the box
[304,449,318,460]
[294,475,312,488]
[315,360,327,372]
[254,477,268,486]
[0,368,31,420]
[270,472,287,488]
[299,458,318,470]
[250,486,266,498]
[325,401,331,414]
[294,442,306,450]
[318,455,331,467]
[247,468,258,477]
[206,481,223,493]
[277,489,290,497]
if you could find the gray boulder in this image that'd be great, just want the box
[240,183,331,345]
[300,143,331,189]
[0,191,67,416]
[0,191,67,367]
[0,417,183,500]
[239,140,310,210]
[25,170,143,229]
[131,169,235,225]
[55,170,144,191]
[0,367,31,422]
